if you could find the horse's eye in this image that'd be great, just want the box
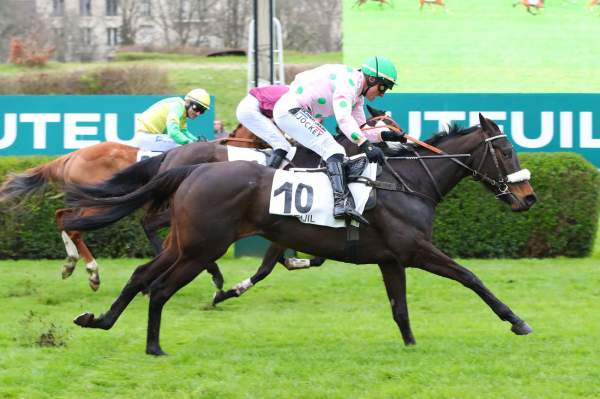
[500,148,513,158]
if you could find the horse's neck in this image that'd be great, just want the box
[404,132,482,202]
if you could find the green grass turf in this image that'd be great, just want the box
[0,255,599,398]
[343,0,600,92]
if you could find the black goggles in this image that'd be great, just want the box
[190,103,207,114]
[377,80,393,93]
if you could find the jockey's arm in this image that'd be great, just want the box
[332,89,368,146]
[166,103,195,145]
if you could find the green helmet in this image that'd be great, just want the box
[361,56,397,89]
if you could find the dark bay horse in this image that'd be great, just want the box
[0,125,261,290]
[65,114,536,355]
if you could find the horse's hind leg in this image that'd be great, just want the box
[378,262,416,345]
[73,250,176,330]
[57,208,102,290]
[56,209,80,279]
[281,254,327,269]
[413,239,532,336]
[213,243,286,306]
[141,210,167,255]
[142,209,225,291]
[146,257,207,356]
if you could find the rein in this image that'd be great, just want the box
[211,137,262,145]
[362,114,529,200]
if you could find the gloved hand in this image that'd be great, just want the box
[381,130,407,143]
[359,140,386,165]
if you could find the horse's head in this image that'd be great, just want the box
[470,114,537,212]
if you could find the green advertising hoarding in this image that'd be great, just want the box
[363,93,600,168]
[1,94,599,166]
[0,95,215,155]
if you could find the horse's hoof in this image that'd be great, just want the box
[511,320,533,335]
[146,346,168,356]
[73,312,95,327]
[212,290,226,306]
[89,279,100,292]
[62,265,75,279]
[403,338,417,346]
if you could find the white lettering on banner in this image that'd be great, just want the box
[424,111,466,131]
[408,111,422,138]
[0,113,17,149]
[104,113,136,145]
[510,111,554,148]
[64,113,101,149]
[560,112,573,148]
[580,112,600,148]
[20,113,61,149]
[469,112,507,132]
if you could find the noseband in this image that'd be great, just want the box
[469,132,531,197]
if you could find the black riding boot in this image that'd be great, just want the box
[267,148,288,169]
[325,155,369,226]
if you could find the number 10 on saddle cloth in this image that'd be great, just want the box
[269,161,378,228]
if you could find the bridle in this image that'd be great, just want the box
[469,132,531,198]
[365,114,531,200]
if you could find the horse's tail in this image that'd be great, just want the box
[67,152,167,201]
[0,156,66,205]
[63,165,199,232]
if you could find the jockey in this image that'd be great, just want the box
[135,88,210,152]
[236,84,292,168]
[272,56,400,225]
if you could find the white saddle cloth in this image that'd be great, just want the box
[136,149,163,162]
[226,146,298,166]
[269,158,377,228]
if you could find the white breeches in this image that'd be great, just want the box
[273,92,345,161]
[135,132,180,152]
[236,94,291,152]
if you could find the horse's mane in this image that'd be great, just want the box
[385,124,479,156]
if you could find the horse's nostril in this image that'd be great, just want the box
[524,194,537,206]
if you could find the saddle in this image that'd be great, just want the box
[136,149,163,162]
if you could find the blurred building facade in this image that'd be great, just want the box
[1,0,341,62]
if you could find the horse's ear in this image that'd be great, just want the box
[478,113,493,133]
[366,104,384,117]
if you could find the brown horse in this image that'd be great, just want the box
[419,0,445,10]
[513,0,544,14]
[354,0,392,7]
[0,125,259,290]
[65,114,536,355]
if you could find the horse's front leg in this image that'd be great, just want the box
[413,238,533,336]
[213,243,286,306]
[378,262,416,345]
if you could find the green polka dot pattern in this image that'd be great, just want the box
[346,66,353,72]
[351,132,360,141]
[339,100,348,108]
[318,98,326,104]
[329,73,336,80]
[315,114,322,118]
[348,79,355,87]
[296,86,303,94]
